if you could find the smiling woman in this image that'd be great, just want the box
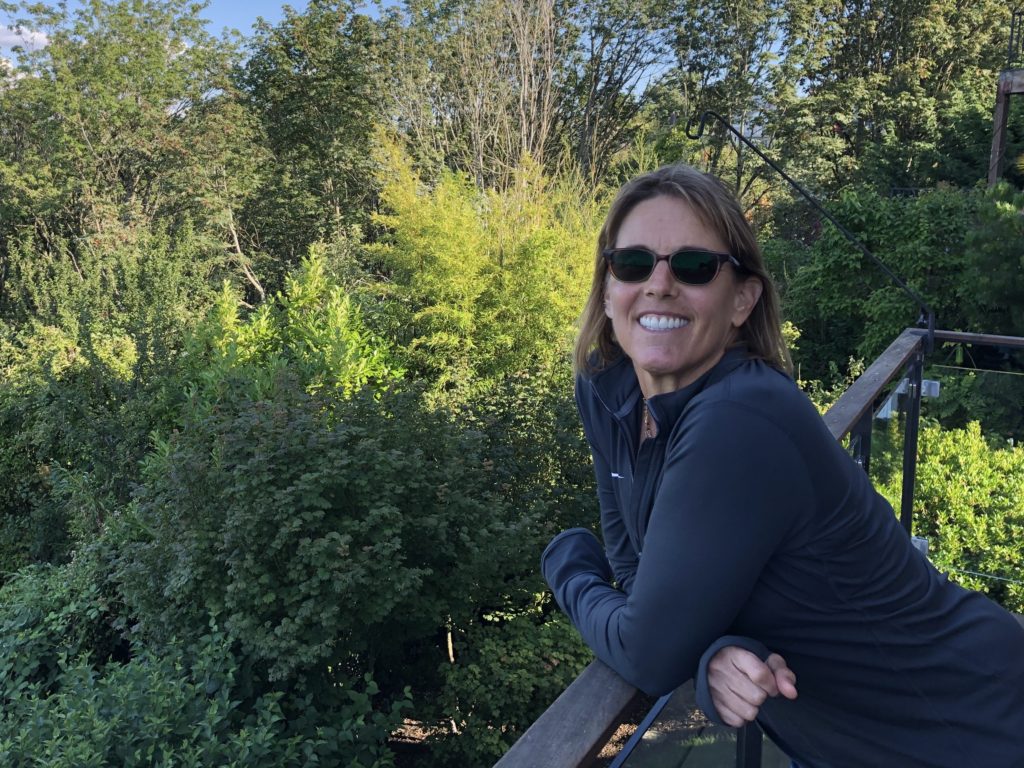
[543,164,1024,767]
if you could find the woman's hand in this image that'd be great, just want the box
[706,646,798,727]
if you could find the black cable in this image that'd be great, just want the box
[685,110,936,354]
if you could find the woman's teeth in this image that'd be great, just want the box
[639,315,689,331]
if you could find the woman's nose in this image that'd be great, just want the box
[644,259,677,296]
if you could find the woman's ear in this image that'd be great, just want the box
[731,276,763,327]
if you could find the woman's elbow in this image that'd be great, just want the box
[615,640,695,697]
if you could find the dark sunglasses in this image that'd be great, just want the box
[603,247,742,285]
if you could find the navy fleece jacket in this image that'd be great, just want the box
[542,348,1024,768]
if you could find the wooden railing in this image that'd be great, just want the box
[493,658,641,768]
[495,328,1024,768]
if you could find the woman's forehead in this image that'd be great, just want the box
[614,195,728,252]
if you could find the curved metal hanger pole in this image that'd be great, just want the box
[686,110,936,353]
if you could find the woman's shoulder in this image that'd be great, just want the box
[703,357,806,406]
[687,359,825,440]
[574,355,639,446]
[575,355,637,413]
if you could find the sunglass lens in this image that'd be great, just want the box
[670,251,719,285]
[609,249,655,282]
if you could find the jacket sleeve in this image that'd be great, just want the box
[542,401,813,697]
[576,382,640,594]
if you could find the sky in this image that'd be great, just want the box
[1,1,291,59]
[196,0,288,37]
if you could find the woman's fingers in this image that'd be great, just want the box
[766,653,799,700]
[728,648,780,697]
[708,647,773,724]
[716,700,756,728]
[707,646,799,726]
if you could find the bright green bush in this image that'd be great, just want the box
[367,141,601,401]
[175,251,403,410]
[876,421,1024,611]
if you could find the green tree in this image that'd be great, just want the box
[964,183,1024,336]
[0,0,273,571]
[646,0,799,204]
[777,186,977,382]
[0,225,218,572]
[557,0,671,182]
[393,0,570,189]
[238,0,393,272]
[0,0,263,294]
[392,0,671,187]
[778,0,1017,191]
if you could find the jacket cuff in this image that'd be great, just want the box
[695,635,772,726]
[541,528,613,612]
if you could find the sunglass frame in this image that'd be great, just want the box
[602,247,742,286]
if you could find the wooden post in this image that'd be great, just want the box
[988,69,1024,187]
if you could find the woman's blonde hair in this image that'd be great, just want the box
[573,164,792,377]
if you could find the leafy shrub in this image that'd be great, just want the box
[403,366,599,765]
[467,364,597,543]
[114,375,521,693]
[0,558,408,767]
[99,254,593,766]
[0,631,408,767]
[429,609,592,767]
[0,559,117,703]
[0,225,221,574]
[875,421,1024,611]
[2,632,291,767]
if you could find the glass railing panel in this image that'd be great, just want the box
[913,344,1024,599]
[612,681,791,768]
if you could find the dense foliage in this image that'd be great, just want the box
[874,421,1024,614]
[2,0,1023,765]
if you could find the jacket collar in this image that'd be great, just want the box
[586,346,753,428]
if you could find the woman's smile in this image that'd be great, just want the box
[638,314,690,331]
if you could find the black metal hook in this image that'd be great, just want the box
[684,112,710,141]
[685,109,936,354]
